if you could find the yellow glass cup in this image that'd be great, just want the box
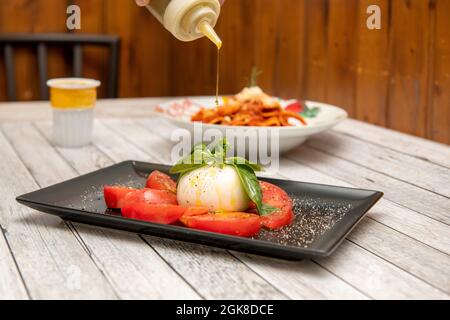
[47,78,101,147]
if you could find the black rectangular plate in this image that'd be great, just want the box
[16,161,383,260]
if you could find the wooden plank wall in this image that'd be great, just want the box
[0,0,449,144]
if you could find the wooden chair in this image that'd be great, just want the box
[0,33,120,101]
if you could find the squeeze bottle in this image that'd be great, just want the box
[145,0,222,48]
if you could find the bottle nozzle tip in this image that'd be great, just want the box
[198,21,222,49]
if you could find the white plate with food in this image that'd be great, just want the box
[155,86,348,154]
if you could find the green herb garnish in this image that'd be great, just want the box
[248,66,262,88]
[170,139,277,216]
[301,106,320,118]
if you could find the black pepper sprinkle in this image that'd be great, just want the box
[71,185,355,249]
[254,194,354,248]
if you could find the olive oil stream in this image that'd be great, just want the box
[215,49,220,106]
[198,21,222,107]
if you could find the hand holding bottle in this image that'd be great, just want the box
[135,0,148,6]
[135,0,225,6]
[137,0,223,45]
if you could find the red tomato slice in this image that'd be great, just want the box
[285,101,304,114]
[122,203,186,224]
[104,186,138,209]
[104,186,178,209]
[180,212,261,237]
[183,206,210,217]
[259,181,294,230]
[146,171,177,194]
[123,189,178,206]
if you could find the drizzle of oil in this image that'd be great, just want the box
[198,21,222,107]
[215,48,220,107]
[195,188,202,207]
[210,166,224,211]
[189,174,203,207]
[229,191,236,208]
[214,184,224,211]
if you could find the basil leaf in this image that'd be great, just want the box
[191,142,215,157]
[208,139,229,164]
[170,140,217,175]
[170,162,206,174]
[232,164,262,211]
[248,66,262,88]
[301,106,320,118]
[232,164,279,216]
[170,150,213,174]
[225,157,262,172]
[210,139,229,155]
[260,203,279,216]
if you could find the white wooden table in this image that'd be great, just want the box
[0,98,449,300]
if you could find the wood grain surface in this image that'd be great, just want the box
[0,0,449,144]
[0,97,449,299]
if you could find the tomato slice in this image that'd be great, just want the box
[259,181,294,230]
[180,212,261,237]
[122,203,186,224]
[104,186,178,209]
[146,171,177,194]
[285,101,304,114]
[104,186,138,209]
[183,206,210,217]
[123,189,178,206]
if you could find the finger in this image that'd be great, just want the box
[135,0,150,7]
